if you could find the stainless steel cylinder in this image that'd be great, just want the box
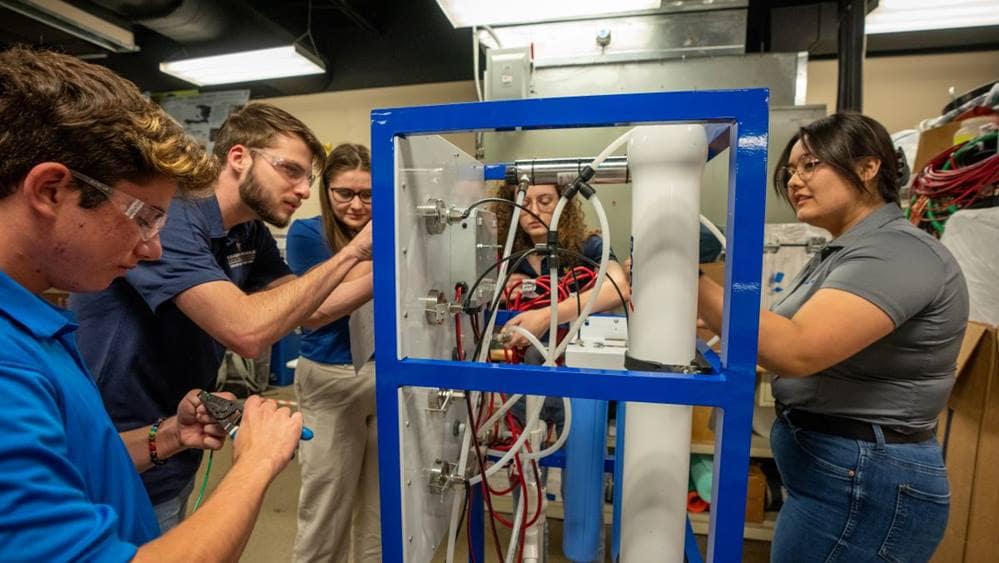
[511,155,629,186]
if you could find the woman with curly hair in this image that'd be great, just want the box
[493,182,631,352]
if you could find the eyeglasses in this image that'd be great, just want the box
[329,187,372,204]
[780,157,823,186]
[70,170,168,241]
[250,149,315,186]
[523,193,557,212]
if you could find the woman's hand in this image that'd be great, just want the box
[503,308,552,349]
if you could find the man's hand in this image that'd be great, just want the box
[503,308,552,349]
[233,395,303,478]
[176,389,234,451]
[346,221,373,261]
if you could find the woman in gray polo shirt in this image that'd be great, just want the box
[698,112,968,562]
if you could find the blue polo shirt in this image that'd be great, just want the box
[0,271,159,561]
[286,217,352,365]
[70,195,292,504]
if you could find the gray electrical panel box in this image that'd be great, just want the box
[485,47,532,100]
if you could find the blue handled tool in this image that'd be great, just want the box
[199,391,313,441]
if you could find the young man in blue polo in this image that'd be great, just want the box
[71,103,373,531]
[0,46,305,561]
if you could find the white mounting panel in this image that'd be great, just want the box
[397,386,468,562]
[394,134,497,562]
[394,134,495,362]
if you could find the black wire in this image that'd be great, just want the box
[462,197,550,230]
[567,263,583,319]
[454,480,469,545]
[463,248,536,312]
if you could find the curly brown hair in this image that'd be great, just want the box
[492,182,595,268]
[319,143,370,253]
[0,46,217,203]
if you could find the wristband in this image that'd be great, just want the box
[148,417,167,466]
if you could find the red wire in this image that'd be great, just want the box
[454,286,464,361]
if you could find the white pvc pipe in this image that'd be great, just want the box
[505,491,526,563]
[621,124,707,563]
[472,26,483,101]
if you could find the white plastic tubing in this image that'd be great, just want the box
[544,128,630,364]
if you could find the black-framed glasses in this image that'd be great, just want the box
[70,170,168,241]
[329,187,372,204]
[780,157,823,186]
[250,148,316,186]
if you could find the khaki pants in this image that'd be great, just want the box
[293,358,380,563]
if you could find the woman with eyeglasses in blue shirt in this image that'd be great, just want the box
[286,143,379,563]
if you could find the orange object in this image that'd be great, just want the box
[687,491,709,513]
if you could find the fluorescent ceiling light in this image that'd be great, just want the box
[436,0,662,28]
[159,45,325,87]
[0,0,137,52]
[866,0,999,34]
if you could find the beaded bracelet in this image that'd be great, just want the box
[148,417,167,466]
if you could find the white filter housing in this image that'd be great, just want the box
[622,124,707,562]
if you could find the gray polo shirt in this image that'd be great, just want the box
[771,203,969,433]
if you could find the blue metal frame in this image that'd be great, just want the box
[372,89,768,562]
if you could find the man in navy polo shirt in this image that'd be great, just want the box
[0,47,305,561]
[71,103,373,530]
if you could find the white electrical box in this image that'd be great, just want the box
[485,46,532,100]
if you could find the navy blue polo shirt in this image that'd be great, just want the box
[286,217,352,365]
[70,195,292,504]
[0,271,159,560]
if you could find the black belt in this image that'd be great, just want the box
[776,404,934,444]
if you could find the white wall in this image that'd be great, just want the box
[806,50,999,133]
[262,80,478,225]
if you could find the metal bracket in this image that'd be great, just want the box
[428,459,465,495]
[427,388,465,413]
[806,236,827,254]
[416,198,447,234]
[421,289,449,325]
[415,198,468,234]
[763,235,828,254]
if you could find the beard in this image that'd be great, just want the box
[239,166,290,228]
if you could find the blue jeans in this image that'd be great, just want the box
[153,478,195,533]
[770,417,949,563]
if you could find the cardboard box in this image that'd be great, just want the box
[933,321,999,562]
[745,463,766,524]
[691,405,715,444]
[913,122,962,174]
